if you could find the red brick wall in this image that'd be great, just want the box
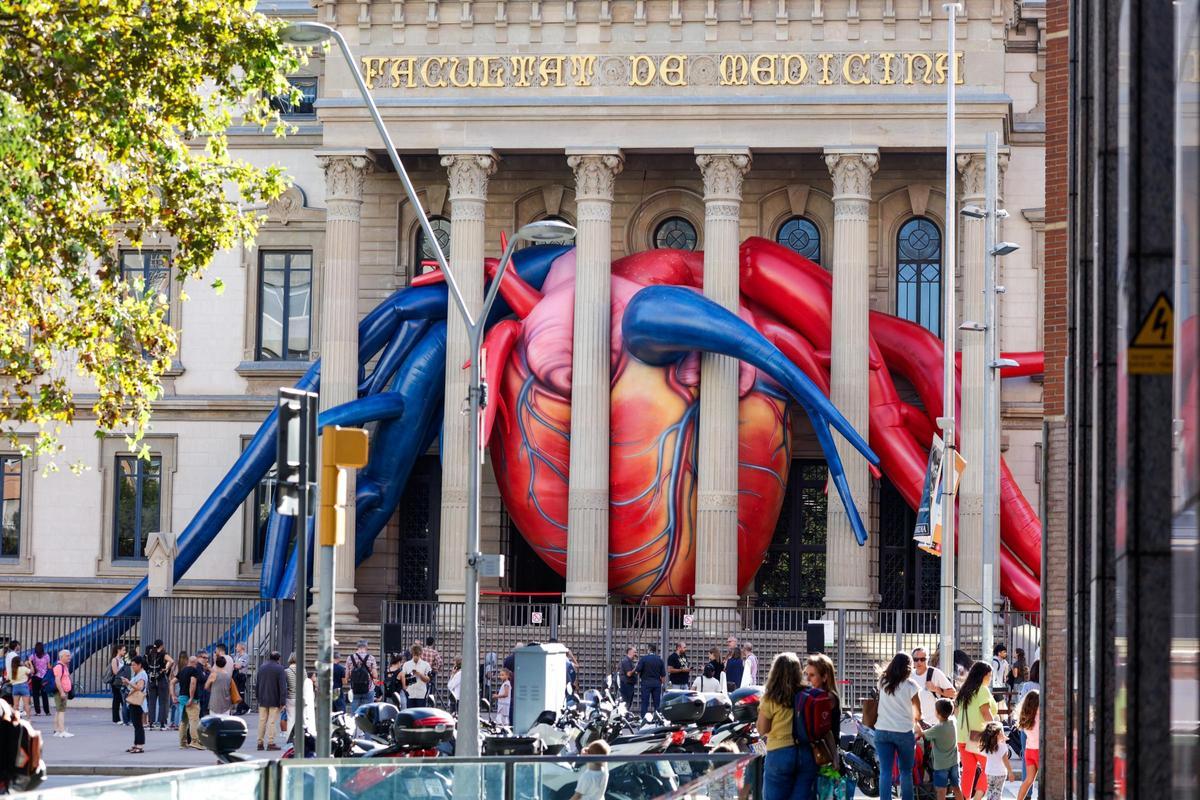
[1043,0,1068,416]
[1041,2,1069,799]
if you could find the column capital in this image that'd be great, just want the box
[567,149,625,202]
[695,147,752,203]
[823,148,879,201]
[956,149,1010,202]
[439,149,499,202]
[317,152,372,201]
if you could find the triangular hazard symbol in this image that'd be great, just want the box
[1130,293,1174,347]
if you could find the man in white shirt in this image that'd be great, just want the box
[741,643,759,686]
[401,644,433,708]
[911,647,956,726]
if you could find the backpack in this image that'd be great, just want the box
[349,655,372,693]
[792,687,835,746]
[42,665,56,696]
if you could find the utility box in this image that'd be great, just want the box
[512,642,568,734]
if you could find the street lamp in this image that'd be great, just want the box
[280,20,576,759]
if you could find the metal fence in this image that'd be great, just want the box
[0,613,140,697]
[1,598,294,700]
[381,600,1042,710]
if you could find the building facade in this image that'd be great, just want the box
[1,0,1048,625]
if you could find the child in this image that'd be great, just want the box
[977,721,1015,800]
[571,740,610,800]
[493,668,512,723]
[928,698,960,800]
[1016,690,1040,800]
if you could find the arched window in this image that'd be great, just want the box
[653,216,698,251]
[775,216,822,264]
[896,217,943,336]
[413,216,451,275]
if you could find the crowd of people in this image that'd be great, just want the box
[756,642,1041,800]
[616,636,761,716]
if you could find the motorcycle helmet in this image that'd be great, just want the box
[354,702,401,738]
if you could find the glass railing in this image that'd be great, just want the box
[25,761,268,800]
[21,752,761,800]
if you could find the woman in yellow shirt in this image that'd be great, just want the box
[756,652,815,800]
[955,662,999,800]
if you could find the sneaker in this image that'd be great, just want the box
[114,721,123,726]
[188,743,204,750]
[60,731,75,738]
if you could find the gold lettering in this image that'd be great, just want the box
[510,55,536,87]
[421,56,448,88]
[903,53,935,85]
[842,52,871,85]
[476,56,505,88]
[363,57,388,90]
[780,54,808,85]
[629,55,655,87]
[817,53,834,85]
[878,52,896,85]
[751,54,779,86]
[934,53,950,84]
[448,56,479,88]
[719,54,749,86]
[570,55,597,87]
[660,54,687,87]
[389,56,416,88]
[539,55,566,87]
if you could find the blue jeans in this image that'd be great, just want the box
[639,684,662,716]
[763,745,817,800]
[876,729,916,800]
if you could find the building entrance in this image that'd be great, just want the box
[878,478,939,611]
[395,455,440,601]
[754,460,829,608]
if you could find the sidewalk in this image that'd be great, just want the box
[27,707,281,775]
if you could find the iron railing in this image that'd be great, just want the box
[380,600,1042,710]
[0,613,140,697]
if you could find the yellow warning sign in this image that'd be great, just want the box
[1128,293,1174,375]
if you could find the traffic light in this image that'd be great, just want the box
[276,388,318,517]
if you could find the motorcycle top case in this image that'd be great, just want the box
[354,702,401,737]
[198,714,247,753]
[729,687,763,723]
[698,693,733,725]
[482,736,542,756]
[660,691,707,723]
[392,707,456,747]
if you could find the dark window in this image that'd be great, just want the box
[413,216,452,275]
[653,216,698,251]
[776,216,822,264]
[270,76,318,118]
[256,250,312,361]
[251,467,276,564]
[1,456,20,558]
[755,460,828,608]
[113,455,162,560]
[120,249,172,322]
[396,455,440,602]
[878,478,940,616]
[896,217,943,336]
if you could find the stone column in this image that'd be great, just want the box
[563,149,623,606]
[436,150,498,603]
[317,152,372,623]
[692,147,751,608]
[956,151,987,610]
[822,148,878,610]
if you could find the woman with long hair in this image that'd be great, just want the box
[29,642,50,716]
[1015,690,1040,800]
[756,652,815,800]
[109,644,129,725]
[874,652,923,800]
[955,661,998,800]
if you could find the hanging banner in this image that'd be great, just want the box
[914,434,967,557]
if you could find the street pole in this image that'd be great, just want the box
[980,132,999,660]
[316,426,369,758]
[939,2,960,669]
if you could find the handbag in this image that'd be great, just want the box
[126,687,145,706]
[861,696,879,729]
[230,680,242,707]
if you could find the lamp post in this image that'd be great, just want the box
[939,1,962,670]
[282,18,576,758]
